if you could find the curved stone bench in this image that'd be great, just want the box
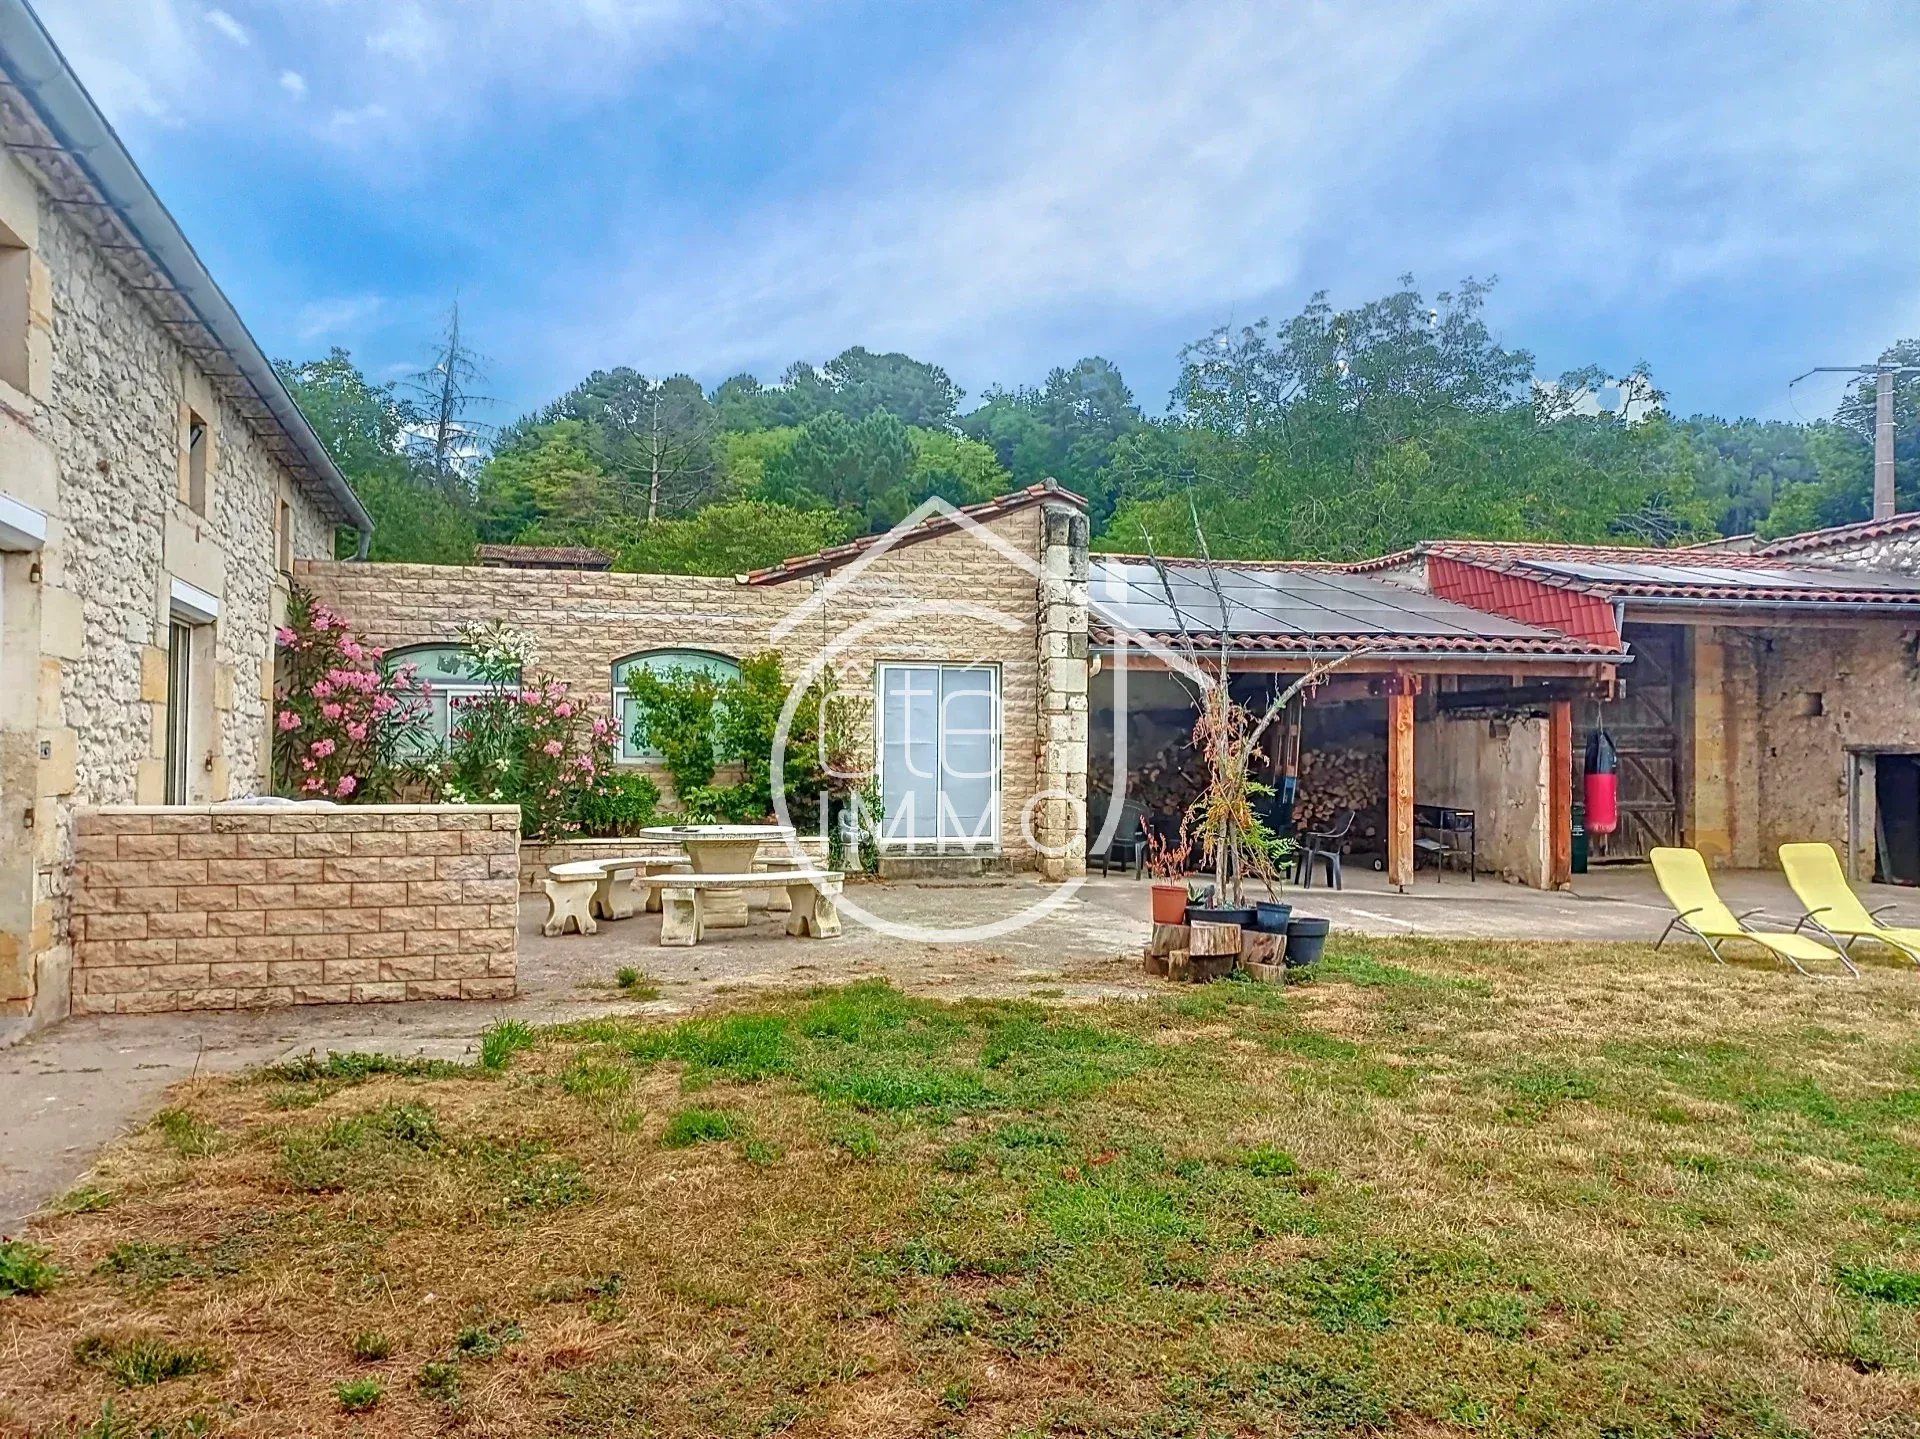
[543,855,692,936]
[632,871,844,947]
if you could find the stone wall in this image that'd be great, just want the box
[1683,621,1920,874]
[1415,709,1551,886]
[302,497,1092,875]
[69,805,519,1015]
[1,144,342,1037]
[1762,529,1920,576]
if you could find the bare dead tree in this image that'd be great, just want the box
[407,299,496,493]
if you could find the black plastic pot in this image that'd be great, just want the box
[1186,904,1257,927]
[1284,915,1331,966]
[1254,901,1293,934]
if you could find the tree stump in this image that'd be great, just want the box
[1147,923,1190,958]
[1189,922,1242,959]
[1243,930,1285,967]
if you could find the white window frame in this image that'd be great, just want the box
[611,649,740,765]
[873,661,1002,853]
[386,644,518,749]
[163,618,194,804]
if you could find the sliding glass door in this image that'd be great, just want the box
[878,664,999,849]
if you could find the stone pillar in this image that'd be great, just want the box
[1034,501,1090,880]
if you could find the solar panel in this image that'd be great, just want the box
[1524,558,1920,593]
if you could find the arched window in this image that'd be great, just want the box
[611,649,740,763]
[386,643,522,747]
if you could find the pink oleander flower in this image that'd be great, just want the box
[311,738,336,758]
[321,702,343,720]
[591,717,609,735]
[312,610,333,631]
[303,777,325,792]
[276,710,301,731]
[336,774,358,797]
[543,739,564,757]
[554,702,573,718]
[346,722,368,742]
[275,626,297,646]
[372,694,396,715]
[311,681,333,699]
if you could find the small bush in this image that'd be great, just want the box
[0,1239,60,1297]
[1243,1145,1300,1178]
[349,1330,393,1362]
[73,1333,219,1387]
[416,1360,461,1402]
[613,967,660,998]
[453,1319,523,1360]
[336,1377,383,1411]
[480,1020,537,1071]
[661,1106,745,1147]
[262,1050,467,1086]
[574,769,662,837]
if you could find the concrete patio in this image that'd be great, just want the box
[7,863,1913,1230]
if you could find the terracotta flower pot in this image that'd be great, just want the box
[1150,882,1188,925]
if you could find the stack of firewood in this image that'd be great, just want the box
[1295,747,1386,829]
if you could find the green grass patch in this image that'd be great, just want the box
[335,1377,382,1411]
[73,1333,219,1387]
[480,1020,538,1071]
[150,1107,218,1158]
[661,1106,746,1147]
[1837,1263,1920,1306]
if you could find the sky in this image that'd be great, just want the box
[28,0,1920,429]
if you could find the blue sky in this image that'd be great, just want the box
[32,0,1920,429]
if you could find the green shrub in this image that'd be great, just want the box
[416,1360,460,1402]
[0,1239,60,1297]
[150,1107,217,1157]
[575,769,661,836]
[1837,1263,1920,1306]
[336,1377,383,1411]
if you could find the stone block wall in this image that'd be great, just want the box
[69,805,519,1015]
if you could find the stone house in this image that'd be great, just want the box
[0,7,373,1039]
[300,485,1093,881]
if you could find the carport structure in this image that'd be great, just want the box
[1088,558,1625,890]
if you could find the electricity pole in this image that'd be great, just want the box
[1792,362,1920,519]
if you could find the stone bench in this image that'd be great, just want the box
[543,856,692,936]
[633,871,844,947]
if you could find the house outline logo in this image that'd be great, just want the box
[763,489,1213,942]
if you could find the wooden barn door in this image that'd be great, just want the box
[1577,622,1683,861]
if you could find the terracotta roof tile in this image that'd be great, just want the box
[1753,510,1920,556]
[475,544,613,570]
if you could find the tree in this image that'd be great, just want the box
[405,301,495,492]
[817,346,963,429]
[475,420,610,543]
[276,348,477,565]
[963,356,1142,525]
[760,410,917,527]
[507,368,722,523]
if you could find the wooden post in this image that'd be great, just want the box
[1549,697,1573,890]
[1386,675,1416,892]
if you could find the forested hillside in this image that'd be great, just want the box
[280,279,1916,571]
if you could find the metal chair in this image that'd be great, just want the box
[1086,794,1150,878]
[1294,807,1355,890]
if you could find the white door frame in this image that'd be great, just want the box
[873,661,1002,853]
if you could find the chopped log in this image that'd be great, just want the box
[1188,954,1238,983]
[1142,951,1170,977]
[1189,921,1242,958]
[1243,930,1286,967]
[1148,922,1191,958]
[1166,951,1191,982]
[1244,959,1286,985]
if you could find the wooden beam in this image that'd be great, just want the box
[1548,698,1573,890]
[1386,674,1416,892]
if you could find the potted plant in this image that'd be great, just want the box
[1144,820,1195,925]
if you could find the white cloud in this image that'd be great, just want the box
[294,294,385,342]
[278,69,307,98]
[203,7,248,45]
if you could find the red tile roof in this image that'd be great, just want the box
[741,481,1085,585]
[1754,510,1920,556]
[475,544,613,570]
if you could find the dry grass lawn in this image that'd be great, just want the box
[3,937,1920,1437]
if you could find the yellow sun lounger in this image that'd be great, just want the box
[1649,847,1855,977]
[1779,842,1920,968]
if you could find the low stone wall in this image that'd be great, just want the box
[70,804,520,1015]
[518,835,831,892]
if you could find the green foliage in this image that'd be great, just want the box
[1836,1263,1920,1306]
[277,349,478,563]
[572,769,661,837]
[0,1239,60,1297]
[150,1108,218,1158]
[662,1106,746,1147]
[476,418,609,542]
[614,499,853,575]
[349,1331,393,1362]
[480,1020,537,1071]
[453,1318,523,1359]
[335,1378,383,1411]
[625,661,725,799]
[962,356,1142,527]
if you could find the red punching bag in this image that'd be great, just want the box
[1584,729,1619,837]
